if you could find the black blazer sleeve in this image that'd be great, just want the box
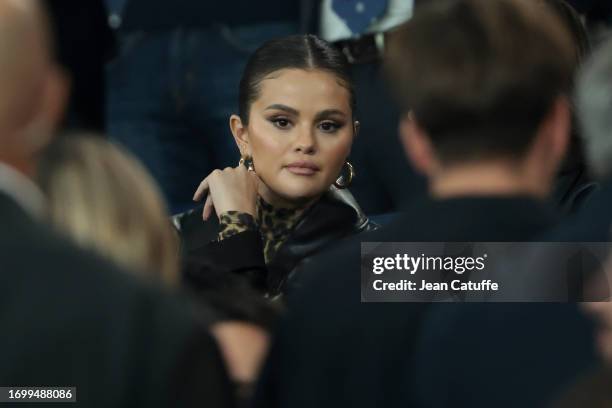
[174,206,268,290]
[186,230,268,291]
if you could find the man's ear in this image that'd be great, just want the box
[230,114,250,157]
[399,111,438,176]
[547,96,571,167]
[42,65,69,132]
[23,64,70,154]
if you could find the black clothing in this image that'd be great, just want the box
[413,303,596,408]
[547,179,612,241]
[0,192,234,407]
[120,0,300,32]
[552,158,598,215]
[254,195,594,408]
[45,0,115,131]
[568,0,612,25]
[539,180,612,301]
[552,367,612,407]
[175,188,375,296]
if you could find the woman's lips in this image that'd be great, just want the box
[285,162,320,176]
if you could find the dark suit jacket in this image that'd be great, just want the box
[0,193,234,407]
[254,195,595,408]
[546,179,612,241]
[413,303,596,408]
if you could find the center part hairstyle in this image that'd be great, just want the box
[386,0,575,164]
[238,34,355,124]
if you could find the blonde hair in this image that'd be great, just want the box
[38,135,179,286]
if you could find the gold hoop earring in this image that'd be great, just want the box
[239,155,255,172]
[334,161,354,189]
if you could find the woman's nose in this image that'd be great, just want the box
[294,125,317,154]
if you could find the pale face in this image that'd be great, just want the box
[235,68,354,208]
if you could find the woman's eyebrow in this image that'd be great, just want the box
[264,104,299,115]
[314,109,347,121]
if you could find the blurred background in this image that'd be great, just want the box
[47,0,612,217]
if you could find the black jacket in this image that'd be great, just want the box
[254,195,595,408]
[174,187,376,296]
[546,178,612,241]
[551,151,598,215]
[0,192,234,408]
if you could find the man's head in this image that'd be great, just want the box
[575,38,612,181]
[0,0,67,175]
[386,0,575,197]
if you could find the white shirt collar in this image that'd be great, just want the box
[0,162,45,219]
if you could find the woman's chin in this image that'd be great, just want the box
[269,182,328,206]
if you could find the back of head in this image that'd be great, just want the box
[576,38,612,180]
[386,0,575,164]
[38,135,179,286]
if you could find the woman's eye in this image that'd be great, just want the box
[319,121,341,133]
[271,118,292,129]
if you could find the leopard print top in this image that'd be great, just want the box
[217,198,306,264]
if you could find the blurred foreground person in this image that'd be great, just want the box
[37,135,270,399]
[551,367,612,408]
[576,37,612,360]
[557,252,612,408]
[0,1,233,406]
[254,1,594,407]
[553,37,612,408]
[551,37,612,240]
[583,255,612,365]
[544,0,599,214]
[38,135,180,286]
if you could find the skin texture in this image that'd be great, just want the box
[194,68,356,218]
[0,0,68,177]
[210,322,269,383]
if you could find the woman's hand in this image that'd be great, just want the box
[193,165,259,221]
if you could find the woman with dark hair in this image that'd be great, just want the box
[174,34,375,297]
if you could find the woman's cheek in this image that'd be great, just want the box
[323,135,353,175]
[250,133,284,172]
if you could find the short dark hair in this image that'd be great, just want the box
[386,0,575,164]
[543,0,591,66]
[238,34,355,124]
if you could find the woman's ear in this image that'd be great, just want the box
[230,114,250,156]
